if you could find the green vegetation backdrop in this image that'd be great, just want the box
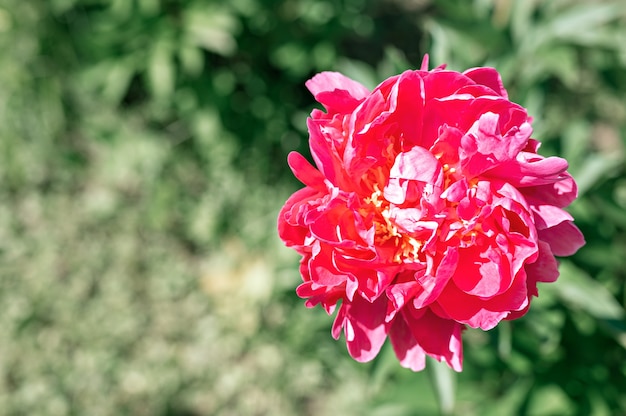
[0,0,625,414]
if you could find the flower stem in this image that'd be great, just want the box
[427,356,456,415]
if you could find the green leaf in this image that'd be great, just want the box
[147,40,175,101]
[424,19,487,69]
[378,46,411,79]
[102,60,136,105]
[548,2,625,41]
[178,44,204,77]
[510,0,540,45]
[184,6,240,57]
[573,153,624,197]
[481,378,533,416]
[138,0,160,17]
[549,261,626,349]
[50,0,77,15]
[553,262,624,321]
[270,42,310,77]
[560,120,591,173]
[526,384,575,416]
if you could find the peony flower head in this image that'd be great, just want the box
[277,56,584,371]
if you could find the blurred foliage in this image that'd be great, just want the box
[0,0,624,414]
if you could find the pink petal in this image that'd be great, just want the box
[538,221,585,257]
[337,295,389,363]
[413,247,459,308]
[331,301,347,339]
[308,243,349,287]
[343,91,388,178]
[485,154,569,187]
[387,279,422,313]
[307,118,347,188]
[389,146,442,183]
[441,178,468,203]
[423,70,474,100]
[287,151,327,192]
[403,308,463,371]
[308,197,367,248]
[460,112,532,177]
[306,72,370,113]
[277,187,321,248]
[463,67,509,98]
[432,94,516,126]
[437,271,528,330]
[378,70,426,149]
[484,269,529,315]
[384,146,443,205]
[429,124,463,167]
[522,174,578,208]
[530,204,574,230]
[525,240,560,284]
[297,281,344,315]
[389,316,426,371]
[452,245,513,298]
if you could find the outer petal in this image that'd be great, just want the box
[460,111,532,177]
[463,67,509,98]
[277,186,321,248]
[485,154,569,187]
[538,221,585,257]
[342,90,388,179]
[298,281,344,314]
[337,294,389,363]
[306,71,370,113]
[436,271,528,330]
[307,117,350,189]
[378,70,426,150]
[507,242,561,321]
[287,151,327,192]
[308,243,348,287]
[389,315,427,371]
[525,240,560,284]
[307,196,368,249]
[426,95,525,141]
[296,252,345,314]
[529,204,574,230]
[423,70,474,100]
[403,308,463,371]
[521,173,578,208]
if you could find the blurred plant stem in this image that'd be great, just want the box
[427,356,456,416]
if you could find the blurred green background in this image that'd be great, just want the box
[0,0,625,414]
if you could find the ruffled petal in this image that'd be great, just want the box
[288,151,327,192]
[334,295,389,363]
[389,315,427,371]
[306,71,370,113]
[538,221,585,257]
[403,308,463,371]
[463,67,509,98]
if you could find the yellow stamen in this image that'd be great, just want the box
[362,182,424,263]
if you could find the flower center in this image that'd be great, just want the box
[363,185,423,263]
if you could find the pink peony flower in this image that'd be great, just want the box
[277,56,584,371]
